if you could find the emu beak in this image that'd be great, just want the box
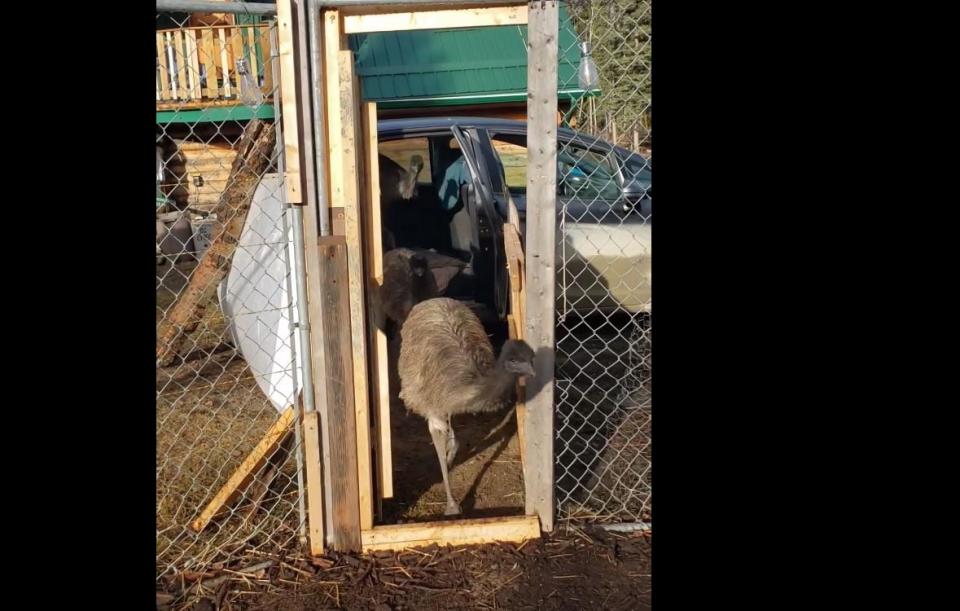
[519,362,535,377]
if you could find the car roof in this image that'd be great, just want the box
[377,116,630,153]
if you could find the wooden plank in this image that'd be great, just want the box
[183,31,195,98]
[201,28,217,99]
[260,24,274,95]
[361,101,393,500]
[361,515,541,552]
[218,28,232,97]
[507,314,526,472]
[246,26,259,89]
[284,0,330,544]
[230,25,246,100]
[157,33,171,101]
[318,236,362,552]
[231,26,245,93]
[276,0,302,204]
[187,30,202,99]
[503,223,527,471]
[173,31,187,100]
[523,0,558,533]
[343,5,527,34]
[504,223,525,323]
[337,49,374,532]
[302,410,326,555]
[190,406,295,532]
[322,8,345,226]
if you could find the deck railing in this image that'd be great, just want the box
[156,24,273,108]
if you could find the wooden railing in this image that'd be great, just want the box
[156,24,273,108]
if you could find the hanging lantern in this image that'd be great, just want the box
[578,41,599,90]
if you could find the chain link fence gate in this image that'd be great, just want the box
[554,0,652,527]
[155,7,307,585]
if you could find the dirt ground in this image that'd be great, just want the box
[159,526,650,611]
[157,261,652,611]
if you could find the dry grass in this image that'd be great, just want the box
[157,261,302,578]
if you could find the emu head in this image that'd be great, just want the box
[398,155,424,200]
[500,339,536,377]
[408,252,429,278]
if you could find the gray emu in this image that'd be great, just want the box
[398,297,535,516]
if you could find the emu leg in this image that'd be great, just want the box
[428,416,461,516]
[445,414,458,468]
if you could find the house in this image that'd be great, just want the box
[156,2,595,212]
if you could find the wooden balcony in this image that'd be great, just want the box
[156,24,274,112]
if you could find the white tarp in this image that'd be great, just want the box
[218,173,303,413]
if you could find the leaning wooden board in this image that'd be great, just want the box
[503,222,527,470]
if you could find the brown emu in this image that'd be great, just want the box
[378,248,439,326]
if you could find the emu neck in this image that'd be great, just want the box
[470,359,519,413]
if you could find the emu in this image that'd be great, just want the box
[398,297,535,516]
[378,248,439,326]
[379,154,424,251]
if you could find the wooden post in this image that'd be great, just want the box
[276,0,327,552]
[322,8,345,233]
[318,236,362,552]
[337,49,375,533]
[503,223,527,471]
[524,0,558,533]
[362,101,394,501]
[301,409,326,555]
[276,0,303,205]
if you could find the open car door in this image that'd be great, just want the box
[450,125,510,320]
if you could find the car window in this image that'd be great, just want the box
[489,133,621,200]
[558,143,621,200]
[490,137,528,192]
[379,137,433,185]
[623,154,651,181]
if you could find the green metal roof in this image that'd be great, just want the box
[348,5,594,109]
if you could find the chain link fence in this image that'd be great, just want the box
[156,8,306,584]
[554,0,652,526]
[154,3,649,585]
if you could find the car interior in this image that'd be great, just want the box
[379,134,498,322]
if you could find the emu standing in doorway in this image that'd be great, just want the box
[397,297,535,516]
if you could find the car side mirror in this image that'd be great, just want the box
[617,179,652,216]
[621,179,649,203]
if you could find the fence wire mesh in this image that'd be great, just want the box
[155,10,306,584]
[554,0,652,525]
